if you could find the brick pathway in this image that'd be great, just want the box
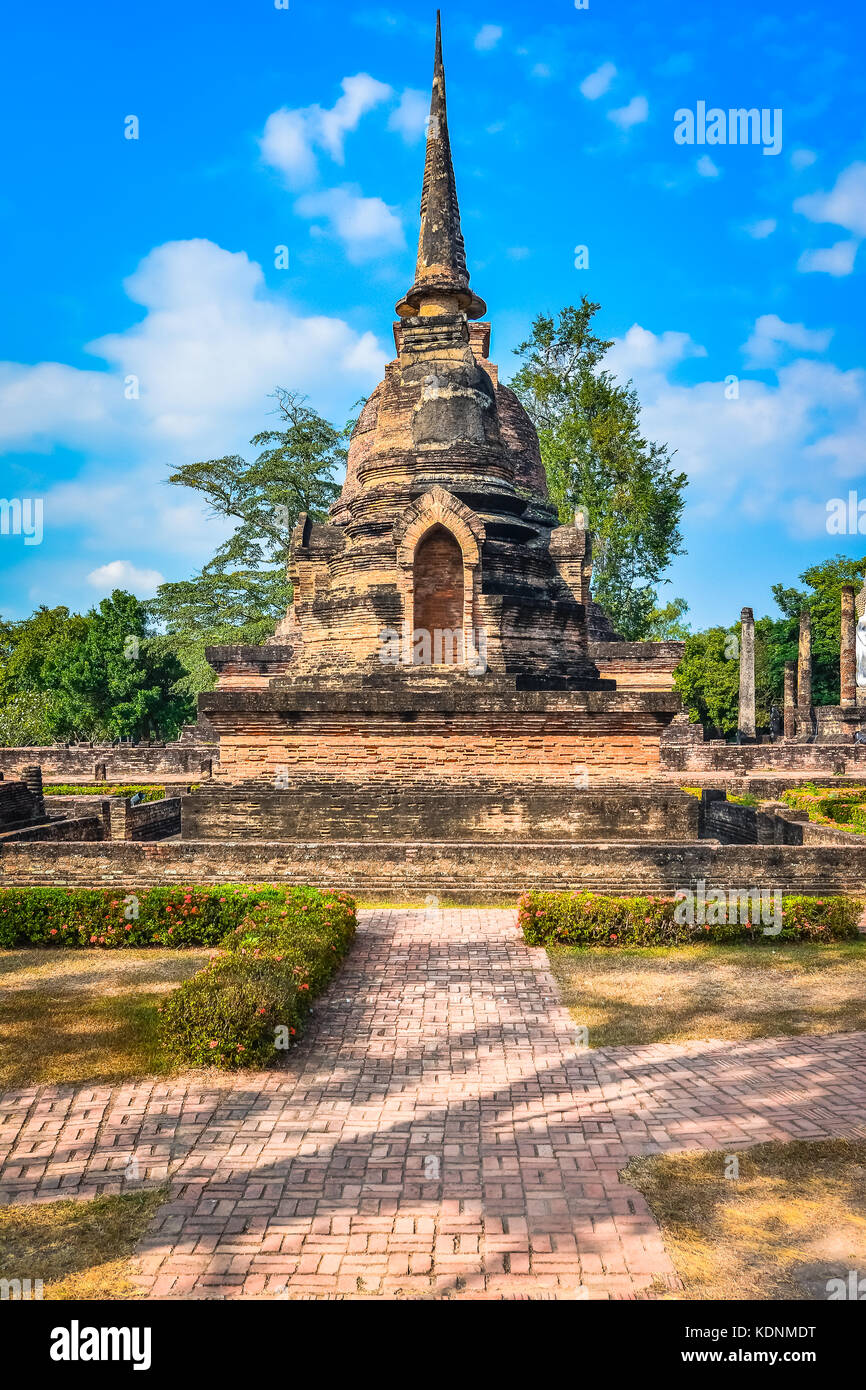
[2,908,866,1299]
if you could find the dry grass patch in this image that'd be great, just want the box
[547,941,866,1047]
[625,1139,866,1301]
[0,1189,166,1300]
[0,949,210,1087]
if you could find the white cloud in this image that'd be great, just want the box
[696,155,720,179]
[260,73,393,188]
[580,62,616,100]
[474,24,503,51]
[742,314,833,366]
[794,161,866,236]
[603,321,866,531]
[798,240,859,276]
[294,186,405,262]
[745,218,777,239]
[387,89,429,143]
[259,109,318,190]
[0,239,387,572]
[607,95,648,130]
[506,246,531,260]
[532,63,552,79]
[87,560,165,597]
[606,324,706,379]
[791,148,816,172]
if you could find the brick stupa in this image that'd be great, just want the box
[185,15,693,850]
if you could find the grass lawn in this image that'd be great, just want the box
[0,949,211,1088]
[625,1139,866,1300]
[546,941,866,1047]
[0,1189,166,1299]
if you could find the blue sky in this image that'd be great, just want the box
[2,0,865,629]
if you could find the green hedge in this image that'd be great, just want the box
[781,785,866,836]
[0,885,353,950]
[158,889,356,1069]
[44,784,166,801]
[519,890,862,947]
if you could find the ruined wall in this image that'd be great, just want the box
[0,745,214,783]
[212,709,674,784]
[0,780,43,829]
[0,815,104,843]
[662,739,866,777]
[182,782,699,842]
[590,640,684,692]
[0,839,862,897]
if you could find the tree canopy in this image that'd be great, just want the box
[0,593,191,743]
[147,389,348,694]
[511,299,688,639]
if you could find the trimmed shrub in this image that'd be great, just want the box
[519,890,862,948]
[781,785,866,837]
[158,889,356,1069]
[0,884,356,951]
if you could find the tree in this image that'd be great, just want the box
[674,625,741,735]
[0,593,191,743]
[643,596,691,640]
[148,389,347,693]
[511,300,688,639]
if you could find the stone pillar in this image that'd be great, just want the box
[797,607,812,738]
[20,764,45,819]
[841,584,857,710]
[783,662,797,739]
[737,607,756,742]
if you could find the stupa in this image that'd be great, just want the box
[184,14,694,850]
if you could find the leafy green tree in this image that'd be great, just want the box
[0,593,191,743]
[55,591,192,739]
[643,596,691,640]
[0,693,55,746]
[148,389,347,693]
[511,299,687,638]
[674,626,741,735]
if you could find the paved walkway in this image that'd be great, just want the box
[2,908,866,1299]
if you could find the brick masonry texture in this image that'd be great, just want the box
[1,839,863,895]
[2,909,865,1300]
[182,782,700,842]
[0,744,214,784]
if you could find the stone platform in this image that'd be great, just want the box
[181,779,699,842]
[2,838,863,897]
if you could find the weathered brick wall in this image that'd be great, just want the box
[0,746,215,783]
[109,797,183,841]
[0,781,41,829]
[590,640,684,692]
[662,740,866,777]
[0,815,103,844]
[1,839,863,898]
[212,709,674,784]
[44,794,180,841]
[181,783,700,842]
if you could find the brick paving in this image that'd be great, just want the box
[2,907,866,1299]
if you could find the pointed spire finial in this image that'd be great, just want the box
[396,12,486,320]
